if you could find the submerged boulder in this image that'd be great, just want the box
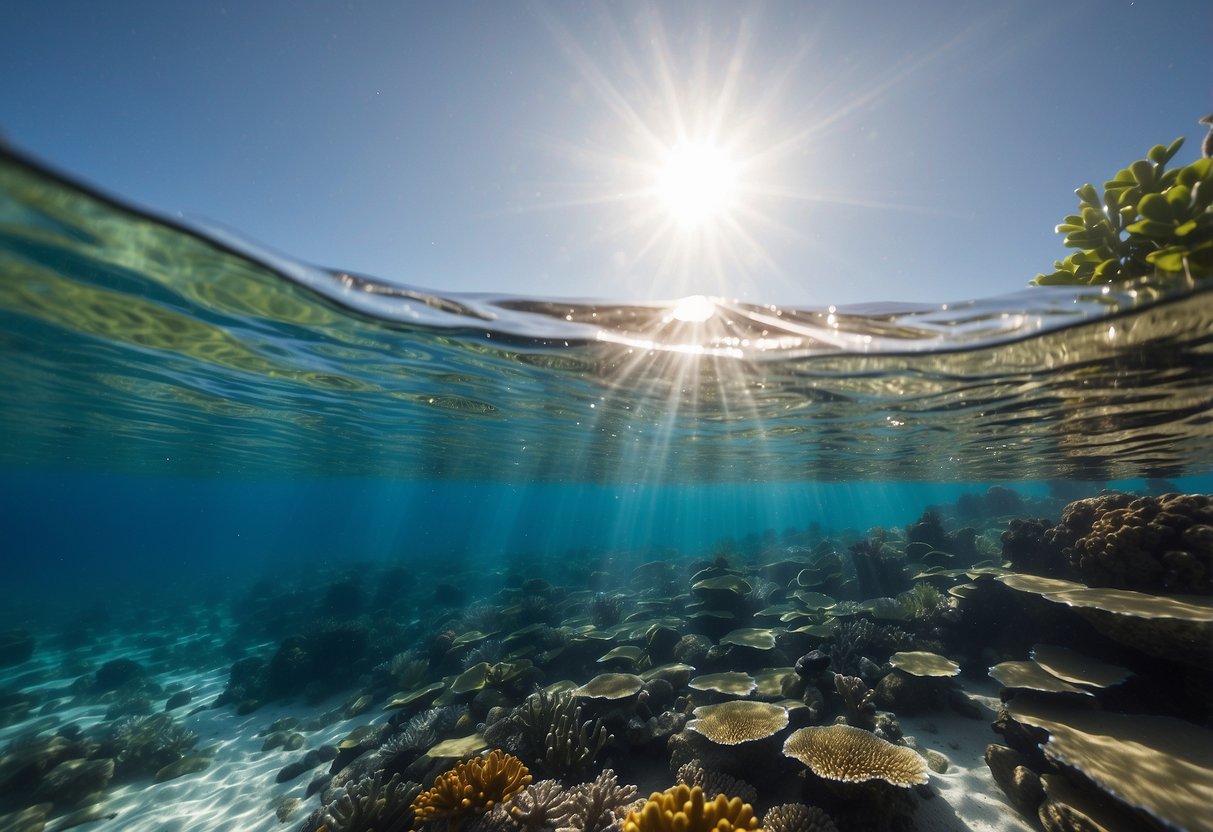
[0,630,34,668]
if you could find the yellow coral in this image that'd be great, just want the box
[623,784,761,832]
[410,749,532,829]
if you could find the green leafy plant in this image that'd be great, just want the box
[1035,135,1213,285]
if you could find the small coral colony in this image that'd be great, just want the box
[1,487,1211,832]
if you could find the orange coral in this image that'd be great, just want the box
[623,784,761,832]
[410,750,532,830]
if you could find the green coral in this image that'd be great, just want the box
[897,582,946,622]
[1035,131,1213,286]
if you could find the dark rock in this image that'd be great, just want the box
[673,633,712,666]
[873,669,935,714]
[0,804,51,832]
[947,688,984,720]
[276,758,313,783]
[105,695,153,720]
[984,744,1043,818]
[306,773,332,797]
[164,690,192,711]
[153,754,212,782]
[95,658,145,692]
[795,649,830,677]
[625,710,687,747]
[646,626,681,663]
[0,630,34,668]
[32,758,114,807]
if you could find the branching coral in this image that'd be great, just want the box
[557,769,640,832]
[411,750,532,830]
[896,583,947,623]
[377,650,430,690]
[381,705,469,765]
[481,770,638,832]
[300,771,418,832]
[622,785,759,832]
[462,640,506,670]
[504,780,576,832]
[495,689,610,777]
[827,620,912,677]
[110,713,198,777]
[833,675,876,731]
[591,594,626,628]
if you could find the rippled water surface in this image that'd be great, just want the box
[3,148,1211,484]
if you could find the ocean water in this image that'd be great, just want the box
[2,146,1212,831]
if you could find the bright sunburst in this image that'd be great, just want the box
[656,142,738,228]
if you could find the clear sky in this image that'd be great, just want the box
[2,1,1209,306]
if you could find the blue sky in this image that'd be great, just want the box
[2,0,1209,306]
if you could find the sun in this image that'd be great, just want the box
[656,142,739,228]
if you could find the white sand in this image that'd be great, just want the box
[901,679,1037,832]
[5,644,1037,832]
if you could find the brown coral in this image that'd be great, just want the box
[411,750,532,830]
[1045,493,1213,593]
[622,785,759,832]
[675,762,758,806]
[761,803,839,832]
[783,725,928,787]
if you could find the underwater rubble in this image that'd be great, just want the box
[0,487,1210,832]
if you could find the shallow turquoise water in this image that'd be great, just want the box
[1,146,1212,832]
[0,144,1209,596]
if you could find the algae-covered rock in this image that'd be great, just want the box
[153,754,212,782]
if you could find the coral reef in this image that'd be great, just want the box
[1000,518,1056,576]
[895,583,948,624]
[590,594,626,628]
[485,689,609,777]
[826,619,912,678]
[411,750,532,829]
[832,675,876,731]
[1046,492,1213,593]
[685,701,789,745]
[105,713,198,778]
[382,705,469,764]
[299,771,419,832]
[783,725,928,787]
[675,762,758,806]
[847,537,909,599]
[503,779,575,832]
[559,769,640,832]
[462,640,506,670]
[761,803,839,832]
[622,785,759,832]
